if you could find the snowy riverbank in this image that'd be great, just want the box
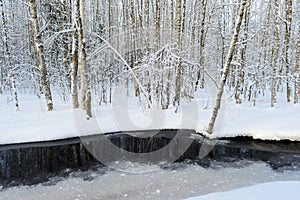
[0,92,299,145]
[185,181,300,200]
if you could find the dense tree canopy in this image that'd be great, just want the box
[0,0,299,114]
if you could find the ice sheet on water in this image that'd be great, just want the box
[109,161,162,174]
[1,161,300,200]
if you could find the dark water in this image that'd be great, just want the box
[0,130,299,188]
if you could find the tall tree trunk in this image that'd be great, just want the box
[181,0,186,49]
[190,0,198,59]
[129,0,140,97]
[62,0,72,90]
[294,0,300,104]
[164,0,174,109]
[155,0,160,50]
[29,0,53,111]
[170,0,174,41]
[155,0,162,104]
[1,0,19,110]
[78,0,91,117]
[174,59,182,110]
[271,0,280,107]
[143,0,151,104]
[174,0,182,108]
[145,0,150,49]
[285,0,292,102]
[260,0,272,93]
[295,34,300,104]
[221,0,227,84]
[235,0,251,104]
[195,0,207,91]
[176,0,182,48]
[71,0,79,109]
[207,0,247,134]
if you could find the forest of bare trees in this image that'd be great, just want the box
[0,0,299,120]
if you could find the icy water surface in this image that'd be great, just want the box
[1,130,300,199]
[0,161,300,200]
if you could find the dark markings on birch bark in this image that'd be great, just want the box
[207,0,247,134]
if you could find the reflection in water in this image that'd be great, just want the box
[0,130,299,188]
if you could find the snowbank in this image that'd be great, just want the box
[0,93,299,145]
[185,181,300,200]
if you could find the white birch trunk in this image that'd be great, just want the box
[285,0,292,102]
[271,0,280,107]
[71,0,79,109]
[235,0,251,104]
[29,0,53,111]
[1,0,19,110]
[195,0,207,91]
[207,0,247,134]
[294,0,300,104]
[78,0,91,117]
[176,0,182,48]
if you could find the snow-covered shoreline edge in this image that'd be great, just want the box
[1,94,300,145]
[1,128,299,150]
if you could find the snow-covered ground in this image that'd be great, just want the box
[0,92,299,145]
[0,162,299,200]
[1,93,299,199]
[185,181,300,200]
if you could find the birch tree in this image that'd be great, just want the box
[176,0,182,48]
[78,0,91,117]
[235,0,251,104]
[29,0,53,111]
[174,0,182,108]
[1,0,299,113]
[207,0,247,134]
[294,0,300,104]
[170,0,174,41]
[1,0,19,110]
[71,0,79,109]
[195,0,207,91]
[155,0,160,50]
[285,0,292,102]
[295,32,300,103]
[271,0,280,107]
